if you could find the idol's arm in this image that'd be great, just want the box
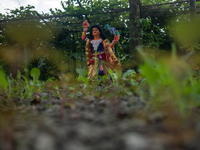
[82,29,87,40]
[82,20,88,40]
[110,41,116,49]
[110,35,120,48]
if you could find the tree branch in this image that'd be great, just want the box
[36,12,53,30]
[77,0,92,24]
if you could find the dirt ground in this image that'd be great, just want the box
[1,86,200,150]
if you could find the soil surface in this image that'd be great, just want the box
[0,86,200,150]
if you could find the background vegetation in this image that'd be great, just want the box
[0,0,200,117]
[1,0,191,77]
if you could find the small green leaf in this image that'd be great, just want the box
[0,69,8,90]
[30,68,40,81]
[17,70,21,80]
[76,68,87,77]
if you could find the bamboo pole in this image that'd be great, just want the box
[190,0,196,18]
[129,0,141,66]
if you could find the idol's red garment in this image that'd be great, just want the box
[85,39,121,78]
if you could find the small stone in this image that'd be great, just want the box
[83,95,96,102]
[64,141,88,150]
[35,133,56,150]
[148,111,166,123]
[30,95,41,105]
[123,133,150,150]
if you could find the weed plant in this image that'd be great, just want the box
[136,45,200,116]
[0,68,54,104]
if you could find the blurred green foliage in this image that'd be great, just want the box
[173,19,200,50]
[137,45,200,115]
[0,0,181,79]
[0,69,8,91]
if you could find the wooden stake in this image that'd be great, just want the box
[129,0,141,65]
[190,0,196,18]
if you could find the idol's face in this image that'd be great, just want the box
[92,28,100,36]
